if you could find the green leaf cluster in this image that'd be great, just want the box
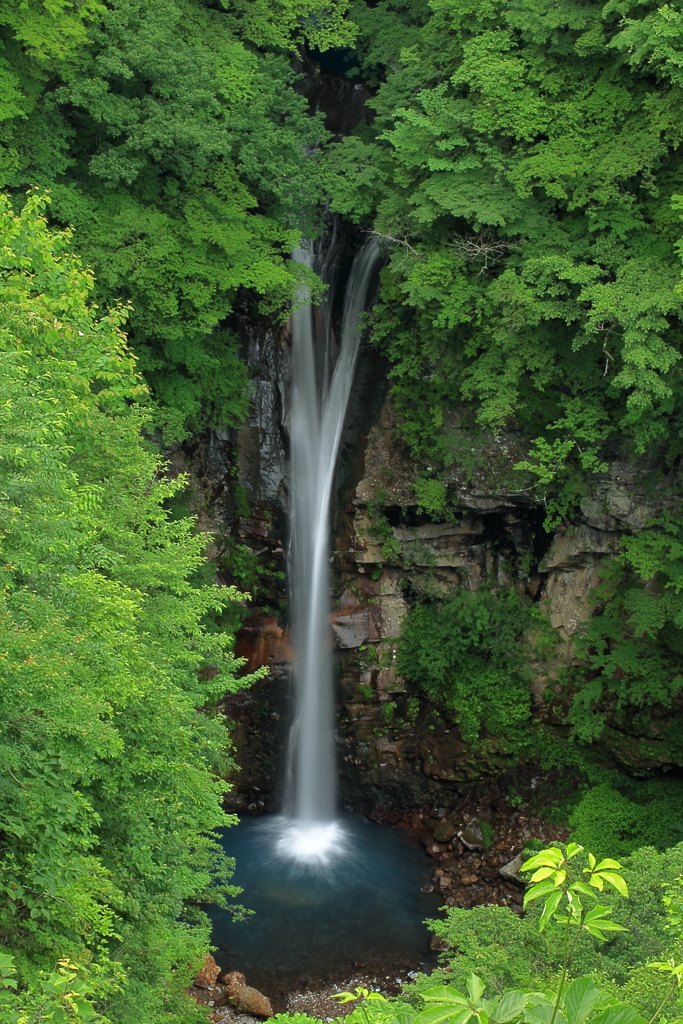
[299,845,677,1024]
[420,842,683,1020]
[397,587,539,741]
[0,194,263,1022]
[0,953,113,1024]
[330,0,683,517]
[570,510,683,743]
[0,0,355,441]
[568,782,683,860]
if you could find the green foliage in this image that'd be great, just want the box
[334,987,394,1014]
[329,0,683,521]
[381,701,396,724]
[413,477,452,521]
[647,873,683,1011]
[397,588,539,741]
[419,842,683,1024]
[0,195,264,1022]
[568,782,683,861]
[223,535,284,591]
[345,0,431,88]
[480,821,494,851]
[366,495,403,563]
[409,975,642,1024]
[0,0,358,440]
[223,541,263,594]
[522,843,628,925]
[344,845,666,1024]
[223,0,355,51]
[572,510,683,743]
[332,987,415,1024]
[0,0,103,151]
[425,906,548,996]
[0,953,114,1024]
[269,1015,320,1024]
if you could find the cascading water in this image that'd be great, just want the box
[209,236,441,986]
[275,236,380,864]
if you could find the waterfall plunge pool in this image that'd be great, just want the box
[209,813,441,996]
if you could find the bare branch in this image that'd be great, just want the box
[446,231,514,271]
[371,231,427,262]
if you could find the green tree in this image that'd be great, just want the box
[0,192,263,1022]
[0,953,114,1024]
[330,0,683,519]
[0,0,355,440]
[0,1,103,118]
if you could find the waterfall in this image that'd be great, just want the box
[275,237,379,864]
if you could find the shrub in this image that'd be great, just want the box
[398,588,537,741]
[568,781,683,860]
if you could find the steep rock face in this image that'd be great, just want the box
[178,363,682,814]
[326,392,683,806]
[177,300,682,814]
[231,318,290,508]
[294,52,374,137]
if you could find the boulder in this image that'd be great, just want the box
[458,823,484,849]
[220,972,247,987]
[222,974,273,1018]
[422,832,445,851]
[579,461,680,533]
[433,820,458,843]
[543,565,599,638]
[194,954,221,989]
[499,853,526,888]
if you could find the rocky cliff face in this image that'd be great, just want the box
[178,318,681,818]
[328,395,682,806]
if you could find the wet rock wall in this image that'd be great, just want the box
[176,316,682,818]
[329,393,683,805]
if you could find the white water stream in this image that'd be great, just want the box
[275,238,379,865]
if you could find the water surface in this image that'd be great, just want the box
[210,813,441,994]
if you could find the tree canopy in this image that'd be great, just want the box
[0,192,263,1024]
[4,2,683,1016]
[0,0,354,440]
[327,0,683,517]
[321,0,683,742]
